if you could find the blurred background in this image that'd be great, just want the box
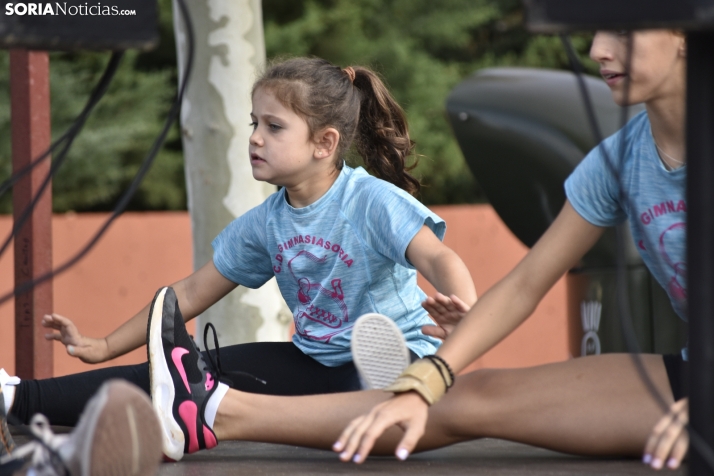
[0,0,597,212]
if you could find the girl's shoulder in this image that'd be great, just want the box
[343,166,416,203]
[589,110,651,166]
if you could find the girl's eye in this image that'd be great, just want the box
[269,123,282,132]
[249,121,258,130]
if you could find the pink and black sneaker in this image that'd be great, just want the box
[147,287,218,461]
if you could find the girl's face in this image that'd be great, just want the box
[590,30,686,106]
[249,88,319,186]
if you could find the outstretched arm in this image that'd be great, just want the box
[335,201,606,463]
[43,260,237,363]
[405,226,477,336]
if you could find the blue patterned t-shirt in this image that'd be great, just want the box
[565,111,687,324]
[212,165,444,366]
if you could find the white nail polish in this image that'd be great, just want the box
[667,458,678,469]
[340,451,348,460]
[353,454,361,463]
[67,345,74,355]
[652,458,663,469]
[396,448,409,460]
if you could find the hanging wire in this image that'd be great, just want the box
[0,0,195,307]
[0,52,124,260]
[560,32,714,471]
[0,51,126,200]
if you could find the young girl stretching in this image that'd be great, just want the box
[1,58,476,432]
[135,30,691,468]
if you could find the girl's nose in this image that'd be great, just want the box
[249,129,262,146]
[589,32,614,64]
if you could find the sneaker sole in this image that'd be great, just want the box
[147,286,185,461]
[351,313,410,389]
[80,380,163,476]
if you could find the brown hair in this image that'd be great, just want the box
[253,57,420,195]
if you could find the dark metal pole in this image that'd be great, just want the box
[686,31,714,476]
[10,49,54,380]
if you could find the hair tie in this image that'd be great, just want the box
[343,66,356,83]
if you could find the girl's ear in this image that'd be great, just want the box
[673,30,686,57]
[314,127,340,160]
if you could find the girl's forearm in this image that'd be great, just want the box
[104,280,194,359]
[103,262,236,360]
[104,302,154,359]
[421,249,477,306]
[435,272,538,373]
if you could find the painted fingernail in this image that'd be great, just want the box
[340,451,349,460]
[652,458,663,469]
[67,345,74,356]
[333,442,342,451]
[353,454,362,463]
[396,448,409,460]
[642,454,652,464]
[667,458,678,469]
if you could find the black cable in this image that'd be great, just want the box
[560,33,714,470]
[0,0,195,308]
[0,52,124,261]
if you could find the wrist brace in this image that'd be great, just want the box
[383,357,453,405]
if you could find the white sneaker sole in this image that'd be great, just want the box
[147,287,185,461]
[351,313,410,389]
[75,380,163,476]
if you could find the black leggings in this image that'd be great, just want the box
[11,342,362,426]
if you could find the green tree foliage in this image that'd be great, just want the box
[0,0,183,213]
[263,0,595,204]
[0,0,595,211]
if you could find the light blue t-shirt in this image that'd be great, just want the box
[565,111,687,324]
[212,165,444,366]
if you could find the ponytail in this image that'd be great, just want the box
[352,68,421,196]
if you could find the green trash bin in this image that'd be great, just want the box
[446,67,687,356]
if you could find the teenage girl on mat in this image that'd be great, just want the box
[333,29,691,469]
[0,57,476,430]
[124,30,690,469]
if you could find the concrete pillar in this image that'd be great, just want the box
[173,0,291,347]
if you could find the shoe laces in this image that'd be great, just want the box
[0,414,69,476]
[202,323,267,387]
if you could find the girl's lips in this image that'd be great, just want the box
[250,153,265,163]
[601,70,627,87]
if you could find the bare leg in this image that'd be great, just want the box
[212,354,672,457]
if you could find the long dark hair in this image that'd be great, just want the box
[253,57,420,195]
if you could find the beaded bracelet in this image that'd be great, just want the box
[424,354,455,390]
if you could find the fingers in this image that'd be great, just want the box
[449,294,471,312]
[44,331,63,342]
[644,398,689,470]
[421,324,447,340]
[667,431,689,469]
[335,410,380,463]
[395,412,426,460]
[333,393,428,464]
[422,294,449,317]
[42,313,75,331]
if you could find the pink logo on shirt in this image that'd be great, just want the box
[287,250,352,343]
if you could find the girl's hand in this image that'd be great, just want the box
[333,392,428,464]
[42,313,110,364]
[421,292,470,339]
[643,398,689,470]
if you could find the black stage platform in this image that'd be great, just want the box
[158,439,685,476]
